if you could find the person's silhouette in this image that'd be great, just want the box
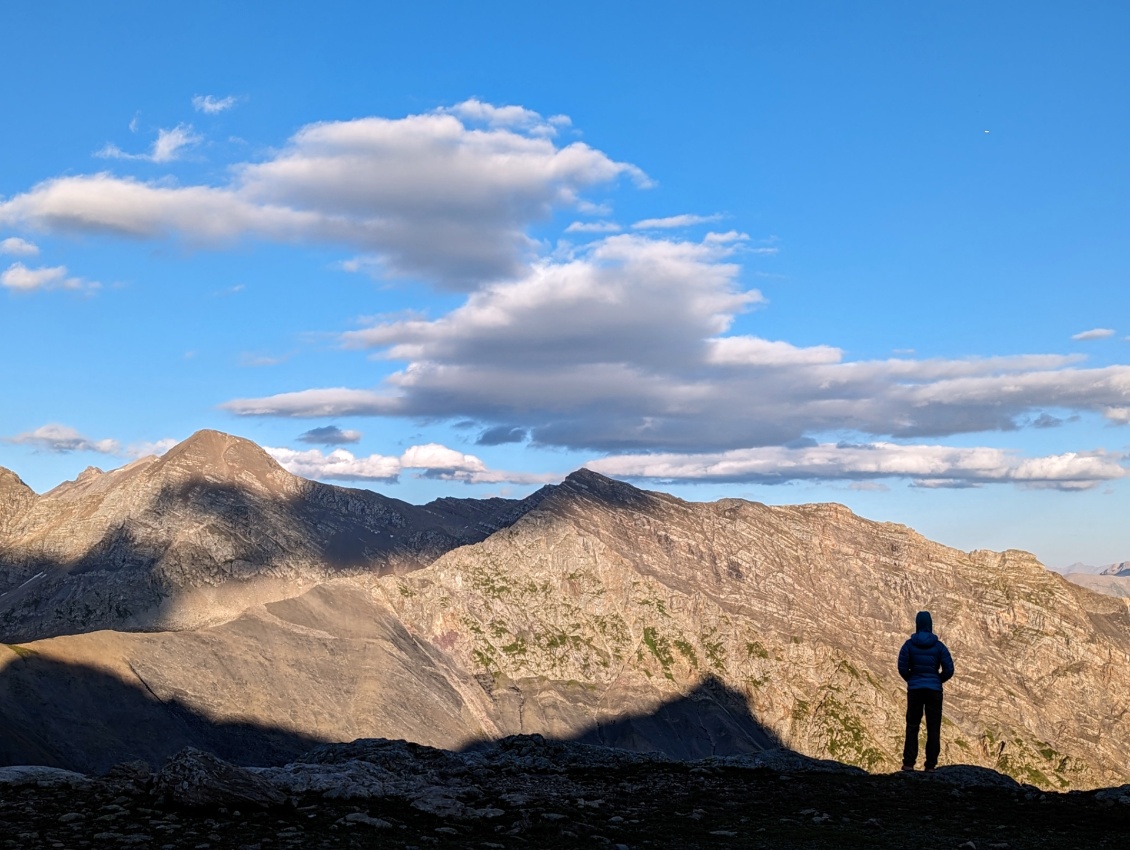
[897,610,954,771]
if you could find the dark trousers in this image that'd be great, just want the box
[903,688,943,769]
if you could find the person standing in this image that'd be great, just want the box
[897,610,954,771]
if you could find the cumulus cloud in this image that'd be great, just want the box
[632,213,722,230]
[1072,328,1116,341]
[126,438,178,458]
[4,424,119,454]
[265,443,554,485]
[1,101,647,289]
[225,229,1130,458]
[477,426,527,445]
[96,124,202,163]
[564,221,622,233]
[339,234,760,370]
[266,446,401,482]
[441,98,570,137]
[297,425,362,445]
[0,237,38,256]
[1,262,97,292]
[585,442,1129,491]
[192,94,238,114]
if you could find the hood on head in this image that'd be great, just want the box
[910,631,938,648]
[915,610,933,634]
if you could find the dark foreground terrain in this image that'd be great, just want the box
[1,736,1127,850]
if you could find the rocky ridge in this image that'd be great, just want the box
[0,430,537,641]
[0,736,1127,849]
[365,470,1130,789]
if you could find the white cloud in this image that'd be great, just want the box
[0,237,38,256]
[224,230,1130,455]
[1,262,97,292]
[586,442,1129,491]
[632,213,722,230]
[705,337,842,366]
[442,98,567,137]
[297,426,362,445]
[400,443,486,472]
[265,446,401,482]
[126,438,178,458]
[564,221,622,233]
[227,387,400,417]
[96,124,202,163]
[192,94,238,114]
[4,424,119,455]
[338,234,760,369]
[264,443,554,485]
[4,103,646,289]
[702,230,749,244]
[2,262,67,290]
[1072,327,1115,341]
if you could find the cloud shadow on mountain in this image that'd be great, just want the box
[461,674,788,761]
[572,675,785,757]
[0,475,539,643]
[1,646,789,776]
[0,650,325,774]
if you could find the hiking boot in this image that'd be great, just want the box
[900,764,915,771]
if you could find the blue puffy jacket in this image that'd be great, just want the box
[897,631,954,691]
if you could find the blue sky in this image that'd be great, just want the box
[2,1,1128,568]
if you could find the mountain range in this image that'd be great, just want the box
[1062,561,1130,600]
[1,430,1128,790]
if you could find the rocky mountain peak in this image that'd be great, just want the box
[0,466,37,537]
[1100,561,1130,577]
[549,467,662,511]
[151,429,293,495]
[0,431,535,641]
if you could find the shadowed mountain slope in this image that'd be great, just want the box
[0,430,541,642]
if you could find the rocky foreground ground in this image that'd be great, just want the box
[1,736,1127,850]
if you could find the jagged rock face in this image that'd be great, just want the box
[0,430,534,642]
[373,469,1130,790]
[0,467,36,537]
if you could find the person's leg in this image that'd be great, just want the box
[902,689,925,768]
[923,690,943,769]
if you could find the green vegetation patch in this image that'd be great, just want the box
[471,648,497,670]
[817,695,885,771]
[642,627,675,677]
[745,640,770,659]
[672,639,699,667]
[702,637,727,671]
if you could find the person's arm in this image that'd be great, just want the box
[897,641,911,681]
[938,642,954,683]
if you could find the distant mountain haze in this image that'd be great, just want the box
[1,430,1128,790]
[1059,561,1130,576]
